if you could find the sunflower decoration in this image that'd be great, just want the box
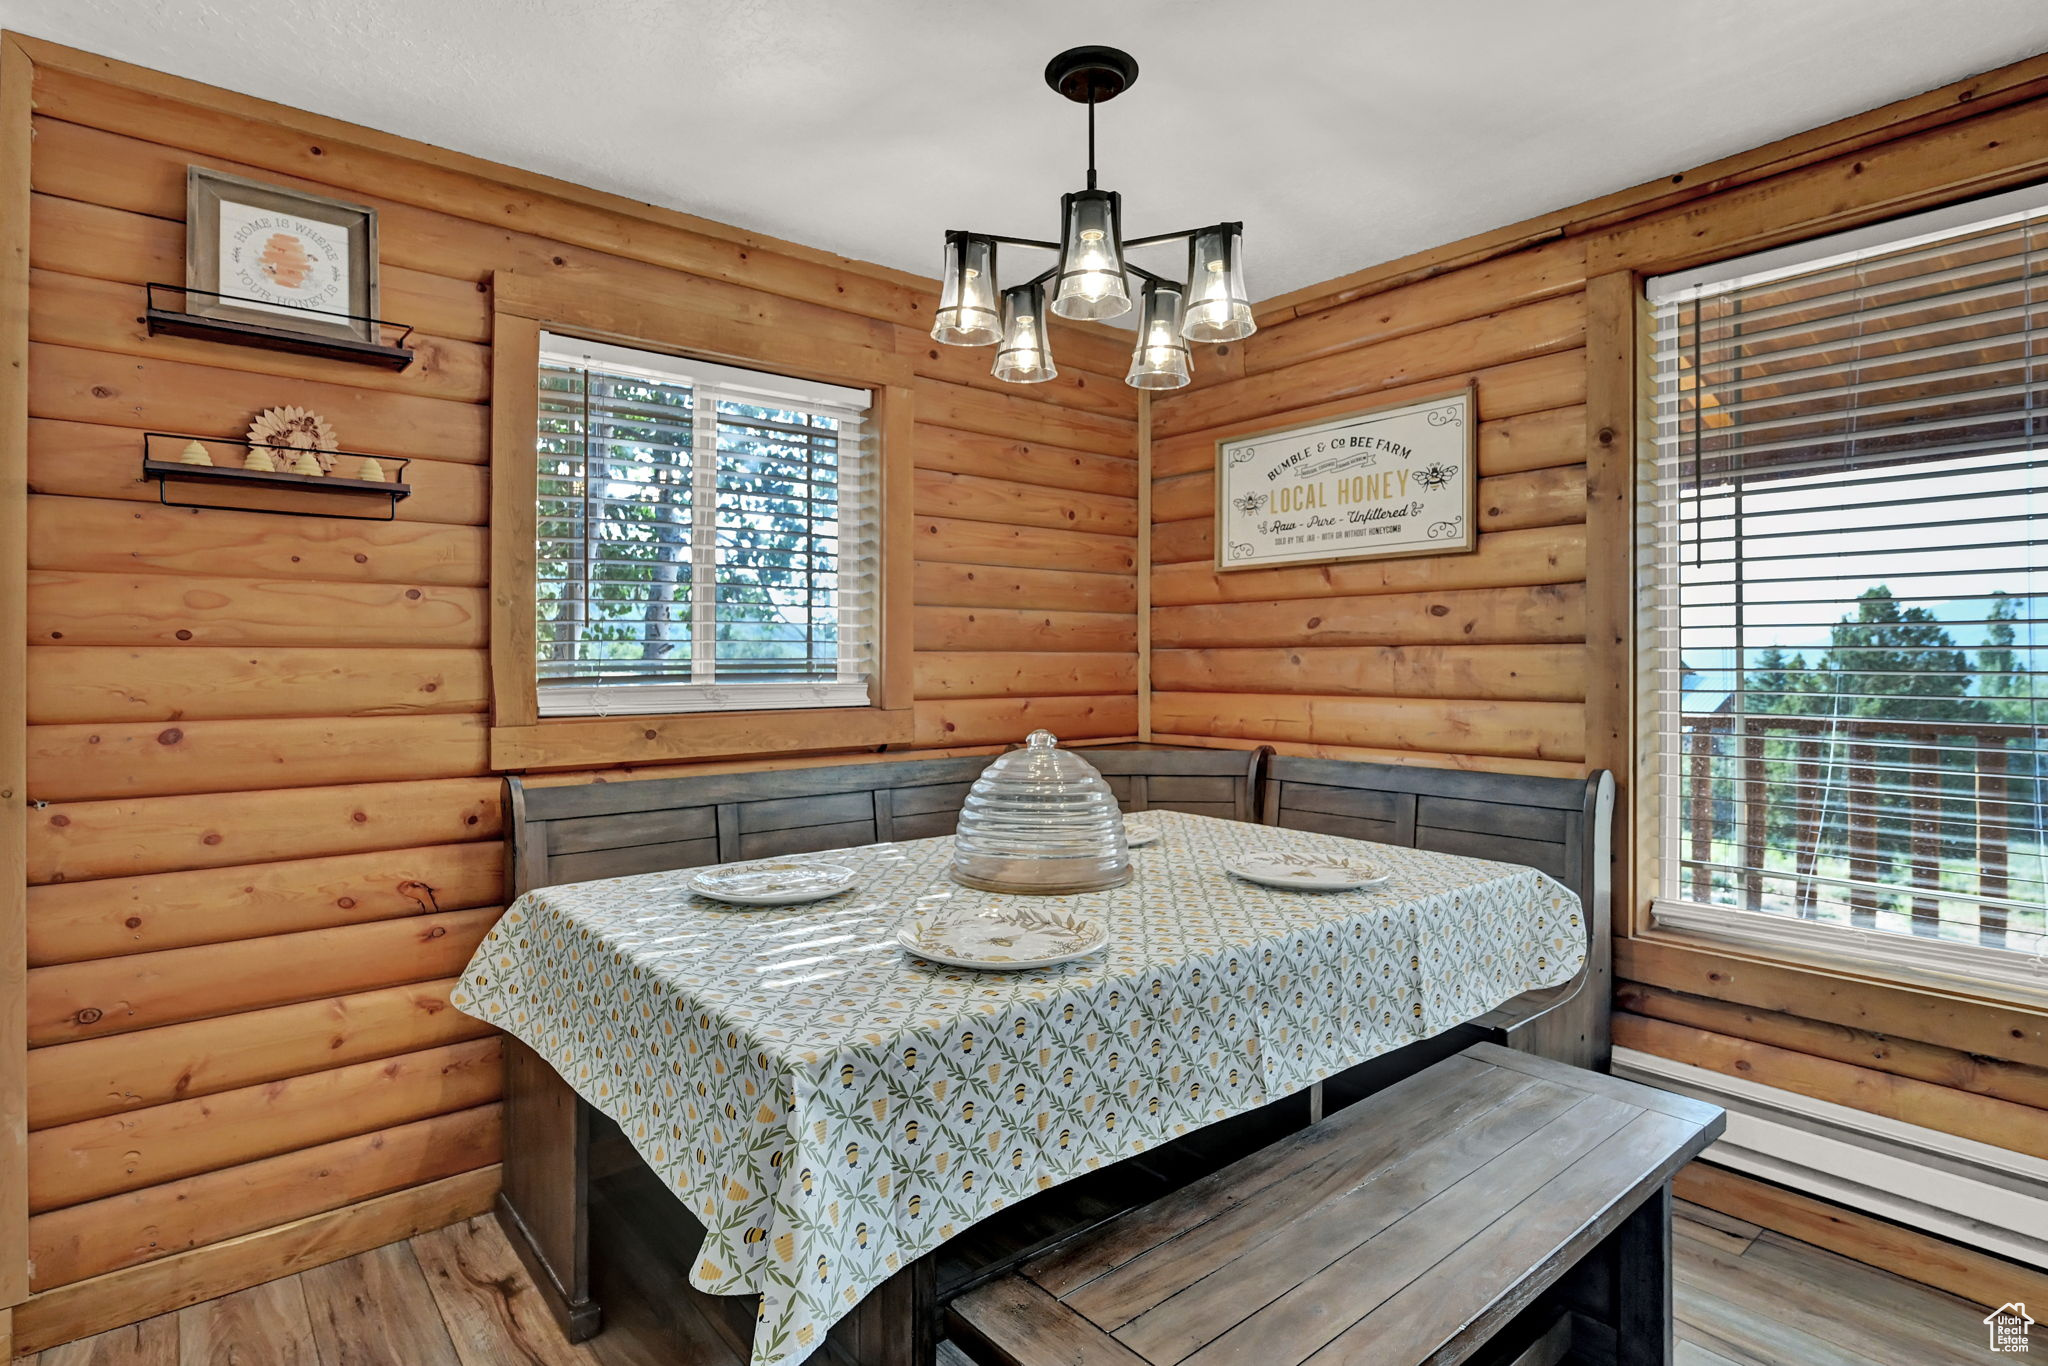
[246,406,340,474]
[1413,461,1456,492]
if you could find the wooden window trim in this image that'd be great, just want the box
[1586,84,2048,958]
[0,31,32,1324]
[487,270,915,771]
[1581,269,1646,937]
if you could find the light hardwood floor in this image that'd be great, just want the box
[11,1200,2019,1365]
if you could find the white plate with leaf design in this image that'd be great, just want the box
[687,861,856,906]
[1223,852,1391,892]
[898,907,1108,971]
[1123,819,1161,848]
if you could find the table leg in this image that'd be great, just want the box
[823,1256,939,1366]
[1612,1182,1674,1366]
[498,1037,602,1341]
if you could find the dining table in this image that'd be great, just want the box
[451,808,1586,1366]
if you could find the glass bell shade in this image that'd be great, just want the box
[1125,279,1192,390]
[1051,190,1132,321]
[993,281,1058,384]
[951,729,1132,895]
[931,234,1002,346]
[1183,224,1255,342]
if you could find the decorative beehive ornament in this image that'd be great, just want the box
[177,440,212,466]
[246,405,339,473]
[242,445,277,473]
[950,730,1130,895]
[356,457,386,483]
[288,449,324,477]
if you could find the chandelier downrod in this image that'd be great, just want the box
[1086,93,1096,192]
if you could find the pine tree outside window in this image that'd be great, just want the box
[1647,185,2048,990]
[533,334,876,717]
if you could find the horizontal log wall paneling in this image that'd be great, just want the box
[26,647,491,724]
[1141,47,2048,1280]
[17,26,2048,1342]
[27,1037,504,1212]
[26,979,494,1130]
[27,841,505,964]
[8,39,1139,1344]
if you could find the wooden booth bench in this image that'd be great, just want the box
[494,744,1620,1364]
[949,1042,1724,1366]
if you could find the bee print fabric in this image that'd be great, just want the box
[452,810,1584,1366]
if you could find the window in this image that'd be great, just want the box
[533,334,875,717]
[1647,185,2048,985]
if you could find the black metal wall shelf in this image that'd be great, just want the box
[144,284,417,370]
[142,433,412,522]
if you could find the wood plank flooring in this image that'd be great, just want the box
[13,1197,2020,1365]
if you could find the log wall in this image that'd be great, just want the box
[1145,244,1591,778]
[1145,45,2048,1281]
[9,28,2048,1353]
[2,38,1137,1352]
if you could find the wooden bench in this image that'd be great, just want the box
[947,1043,1723,1366]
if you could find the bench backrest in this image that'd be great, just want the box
[1263,755,1613,1068]
[507,755,988,895]
[506,745,1266,897]
[1261,757,1606,909]
[1063,745,1265,823]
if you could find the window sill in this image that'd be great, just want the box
[490,704,915,772]
[1647,899,2048,1010]
[536,679,873,717]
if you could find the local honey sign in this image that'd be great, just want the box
[1214,385,1476,570]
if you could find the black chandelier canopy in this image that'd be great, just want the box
[931,46,1254,391]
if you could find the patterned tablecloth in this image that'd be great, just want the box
[452,810,1584,1366]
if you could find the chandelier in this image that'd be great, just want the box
[929,46,1254,390]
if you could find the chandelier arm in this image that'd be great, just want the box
[1125,262,1178,287]
[968,233,1062,252]
[1120,221,1243,249]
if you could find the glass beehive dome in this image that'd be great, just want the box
[951,730,1131,895]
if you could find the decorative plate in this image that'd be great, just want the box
[1123,819,1161,848]
[1223,852,1391,892]
[687,861,856,906]
[898,907,1108,971]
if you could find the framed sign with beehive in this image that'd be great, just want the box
[185,167,380,344]
[1214,383,1476,571]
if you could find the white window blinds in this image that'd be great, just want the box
[534,333,875,716]
[1647,185,2048,976]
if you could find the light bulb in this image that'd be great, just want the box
[1182,225,1254,343]
[1052,190,1131,321]
[994,281,1058,384]
[932,234,1003,346]
[1125,279,1191,390]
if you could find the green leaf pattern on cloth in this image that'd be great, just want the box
[451,811,1584,1365]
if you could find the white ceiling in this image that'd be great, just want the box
[6,0,2048,303]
